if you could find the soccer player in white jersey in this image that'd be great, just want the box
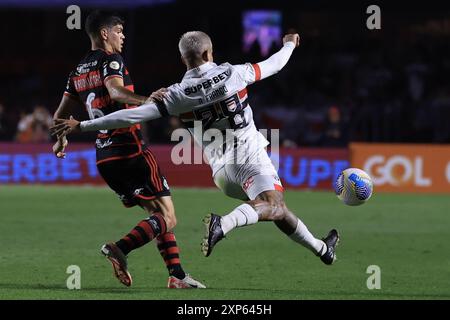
[52,31,339,266]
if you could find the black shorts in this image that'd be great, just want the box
[97,148,170,208]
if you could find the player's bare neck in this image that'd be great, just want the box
[91,41,114,54]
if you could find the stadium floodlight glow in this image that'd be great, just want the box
[242,10,282,57]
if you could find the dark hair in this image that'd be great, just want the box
[85,10,124,38]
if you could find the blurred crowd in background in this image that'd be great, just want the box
[1,2,449,147]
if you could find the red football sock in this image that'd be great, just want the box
[156,231,186,279]
[116,213,167,255]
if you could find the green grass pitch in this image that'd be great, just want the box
[0,185,449,300]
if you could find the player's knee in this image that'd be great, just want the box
[163,209,177,231]
[170,214,177,229]
[269,199,286,221]
[274,206,287,221]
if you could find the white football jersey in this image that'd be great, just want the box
[161,61,269,174]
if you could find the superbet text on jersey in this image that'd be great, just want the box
[159,62,269,175]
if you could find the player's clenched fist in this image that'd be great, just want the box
[283,33,300,47]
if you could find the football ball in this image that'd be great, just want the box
[334,168,373,206]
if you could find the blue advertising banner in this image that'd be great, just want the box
[0,143,349,190]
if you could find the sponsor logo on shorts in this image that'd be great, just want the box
[95,138,113,149]
[243,177,255,192]
[162,177,170,190]
[133,188,144,195]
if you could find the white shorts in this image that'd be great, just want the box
[212,150,283,201]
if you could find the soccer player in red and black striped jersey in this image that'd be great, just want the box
[52,10,205,289]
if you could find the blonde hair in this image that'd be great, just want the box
[178,31,212,60]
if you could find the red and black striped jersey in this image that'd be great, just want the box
[64,49,145,164]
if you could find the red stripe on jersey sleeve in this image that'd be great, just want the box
[104,75,124,83]
[274,184,284,192]
[252,63,261,81]
[238,88,248,99]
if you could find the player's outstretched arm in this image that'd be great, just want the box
[50,102,163,137]
[255,33,300,80]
